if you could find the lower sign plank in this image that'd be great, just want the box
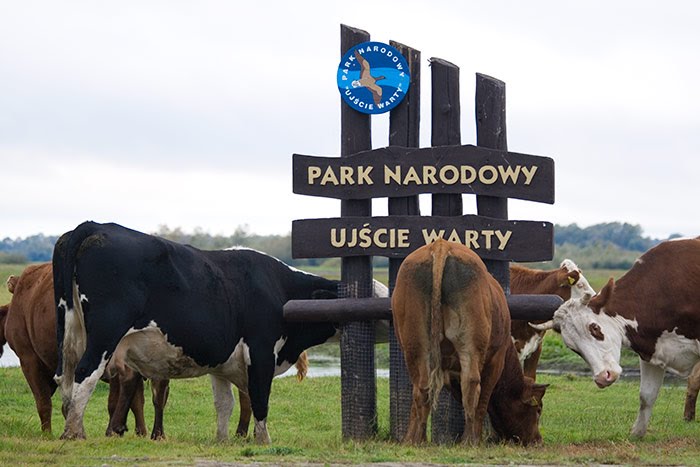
[292,215,553,261]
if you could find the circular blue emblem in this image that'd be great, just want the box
[337,41,411,115]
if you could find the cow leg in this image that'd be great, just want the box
[210,375,234,441]
[62,353,109,439]
[235,388,252,438]
[631,359,665,438]
[247,347,276,445]
[105,374,123,436]
[684,361,700,421]
[472,346,507,443]
[402,348,431,444]
[150,378,169,440]
[18,354,57,433]
[129,376,147,436]
[106,369,144,437]
[456,350,484,445]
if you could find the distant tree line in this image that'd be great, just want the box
[0,222,684,270]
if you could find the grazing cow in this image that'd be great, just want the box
[1,263,148,435]
[510,260,594,379]
[392,239,547,445]
[532,237,700,438]
[53,221,340,443]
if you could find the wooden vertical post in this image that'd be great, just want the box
[428,57,465,444]
[388,40,421,442]
[475,73,510,291]
[339,24,376,440]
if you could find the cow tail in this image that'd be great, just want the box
[295,351,309,382]
[53,222,95,411]
[428,241,448,409]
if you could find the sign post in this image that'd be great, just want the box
[288,25,556,442]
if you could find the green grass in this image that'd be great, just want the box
[1,367,700,465]
[2,263,681,464]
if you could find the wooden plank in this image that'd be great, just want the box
[475,73,514,290]
[429,56,464,445]
[338,23,376,442]
[292,215,554,261]
[387,40,420,443]
[283,294,563,323]
[293,145,554,203]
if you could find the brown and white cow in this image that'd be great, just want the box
[392,239,547,445]
[532,237,700,438]
[510,260,594,379]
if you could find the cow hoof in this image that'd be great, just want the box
[60,430,86,440]
[106,425,127,437]
[151,431,166,441]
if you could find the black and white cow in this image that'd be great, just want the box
[53,221,341,443]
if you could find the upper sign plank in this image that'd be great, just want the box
[293,145,554,204]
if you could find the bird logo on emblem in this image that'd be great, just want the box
[352,50,385,105]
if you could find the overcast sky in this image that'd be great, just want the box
[2,1,698,241]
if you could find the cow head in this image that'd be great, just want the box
[489,378,548,445]
[558,259,595,299]
[531,278,628,388]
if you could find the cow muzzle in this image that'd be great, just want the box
[594,369,619,388]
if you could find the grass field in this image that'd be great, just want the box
[1,367,699,465]
[2,263,670,464]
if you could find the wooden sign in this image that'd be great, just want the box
[293,145,554,204]
[292,215,553,261]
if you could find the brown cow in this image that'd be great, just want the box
[510,260,594,379]
[532,237,700,437]
[2,263,147,435]
[392,239,547,445]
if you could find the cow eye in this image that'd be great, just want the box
[588,322,604,341]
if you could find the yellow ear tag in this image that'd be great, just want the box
[568,276,576,285]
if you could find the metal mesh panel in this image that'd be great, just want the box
[389,320,412,441]
[339,281,377,439]
[431,389,464,444]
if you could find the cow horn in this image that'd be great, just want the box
[529,320,556,331]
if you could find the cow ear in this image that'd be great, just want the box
[591,278,614,308]
[6,275,17,294]
[559,270,579,287]
[523,383,549,405]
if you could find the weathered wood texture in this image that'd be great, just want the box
[292,215,553,261]
[428,57,465,445]
[293,146,554,203]
[476,73,512,292]
[338,24,377,442]
[387,40,421,443]
[283,294,563,323]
